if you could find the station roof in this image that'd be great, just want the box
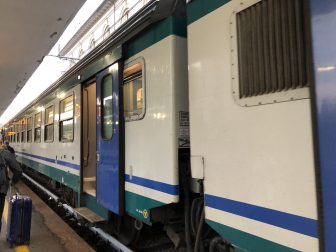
[0,0,85,116]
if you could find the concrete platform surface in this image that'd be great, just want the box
[0,181,95,252]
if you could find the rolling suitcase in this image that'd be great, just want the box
[6,193,32,247]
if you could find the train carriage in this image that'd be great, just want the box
[3,0,336,251]
[6,0,189,242]
[186,0,323,251]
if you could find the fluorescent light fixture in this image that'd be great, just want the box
[317,66,336,72]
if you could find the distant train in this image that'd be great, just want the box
[3,0,334,251]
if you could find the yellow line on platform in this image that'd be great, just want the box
[15,246,29,252]
[3,197,8,222]
[3,197,30,252]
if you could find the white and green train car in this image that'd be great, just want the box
[6,0,189,245]
[187,0,319,251]
[4,0,331,250]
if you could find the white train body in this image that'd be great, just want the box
[14,85,82,191]
[187,0,318,251]
[124,35,188,211]
[4,0,330,251]
[9,1,189,226]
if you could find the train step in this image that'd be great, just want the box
[74,207,105,223]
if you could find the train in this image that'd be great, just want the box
[2,0,335,251]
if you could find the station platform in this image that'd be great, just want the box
[0,181,94,252]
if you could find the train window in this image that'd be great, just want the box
[21,119,25,142]
[9,127,11,142]
[34,112,41,142]
[10,126,14,142]
[44,105,54,142]
[231,0,310,106]
[13,124,16,142]
[16,123,19,143]
[123,59,144,121]
[60,119,73,142]
[102,74,113,139]
[16,123,20,142]
[27,117,32,142]
[13,125,16,142]
[59,95,74,142]
[12,126,14,142]
[17,122,21,143]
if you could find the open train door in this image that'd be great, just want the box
[96,61,124,215]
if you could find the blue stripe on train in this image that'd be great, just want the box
[16,151,179,195]
[16,151,80,170]
[205,194,318,238]
[125,174,179,196]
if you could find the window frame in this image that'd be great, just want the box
[123,57,146,122]
[10,125,13,142]
[44,105,54,143]
[12,125,15,142]
[27,116,33,143]
[101,74,113,140]
[16,122,19,143]
[34,112,42,143]
[21,119,26,143]
[59,93,74,142]
[16,122,20,143]
[11,125,13,142]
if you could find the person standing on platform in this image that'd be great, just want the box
[4,140,15,154]
[0,141,22,234]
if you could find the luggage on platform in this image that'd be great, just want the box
[6,193,32,246]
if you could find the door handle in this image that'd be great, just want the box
[96,153,100,162]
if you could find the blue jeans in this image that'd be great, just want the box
[0,193,5,233]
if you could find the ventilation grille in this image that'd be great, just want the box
[236,0,309,98]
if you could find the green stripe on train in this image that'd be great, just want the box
[187,0,230,25]
[206,219,299,252]
[125,191,165,224]
[18,155,80,192]
[125,16,187,58]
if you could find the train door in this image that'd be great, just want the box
[96,62,124,215]
[82,82,97,197]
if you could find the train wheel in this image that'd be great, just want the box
[118,217,141,246]
[109,214,141,246]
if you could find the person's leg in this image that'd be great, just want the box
[0,193,6,233]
